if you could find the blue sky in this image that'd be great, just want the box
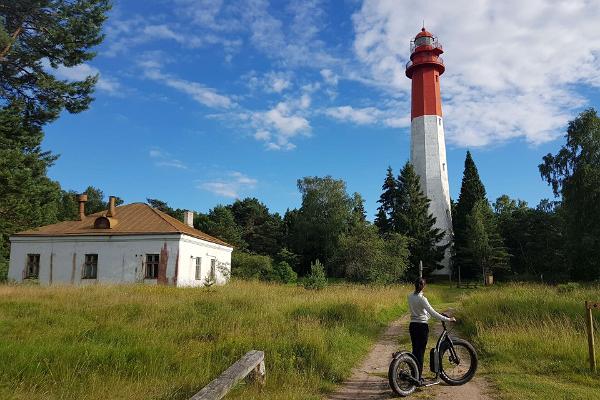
[43,0,600,218]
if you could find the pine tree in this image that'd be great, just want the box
[453,151,487,280]
[1,1,111,127]
[375,166,397,234]
[394,162,447,278]
[461,200,509,281]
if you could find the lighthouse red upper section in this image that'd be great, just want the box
[406,28,444,119]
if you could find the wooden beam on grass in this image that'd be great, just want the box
[190,350,265,400]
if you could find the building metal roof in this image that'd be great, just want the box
[12,203,232,248]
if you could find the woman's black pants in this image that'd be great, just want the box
[409,322,429,378]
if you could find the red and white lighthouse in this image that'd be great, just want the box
[406,27,452,274]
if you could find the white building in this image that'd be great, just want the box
[8,196,233,286]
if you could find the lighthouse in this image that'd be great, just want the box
[406,27,452,274]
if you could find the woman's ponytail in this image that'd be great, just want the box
[414,277,425,294]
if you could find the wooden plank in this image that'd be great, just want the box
[586,301,597,372]
[190,350,265,400]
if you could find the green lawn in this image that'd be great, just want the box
[0,281,427,400]
[456,283,600,400]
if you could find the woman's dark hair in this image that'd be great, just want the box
[414,277,426,294]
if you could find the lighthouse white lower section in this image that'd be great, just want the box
[410,115,452,276]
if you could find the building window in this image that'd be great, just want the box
[435,75,439,82]
[210,259,216,281]
[438,117,442,126]
[443,163,446,171]
[83,254,98,279]
[195,257,202,280]
[26,254,40,279]
[146,254,160,279]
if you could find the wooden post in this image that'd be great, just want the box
[585,301,598,372]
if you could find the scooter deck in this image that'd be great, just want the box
[421,379,441,387]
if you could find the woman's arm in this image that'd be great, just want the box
[423,297,454,322]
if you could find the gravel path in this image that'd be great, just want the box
[326,314,493,400]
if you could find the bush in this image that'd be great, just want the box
[556,282,581,293]
[231,252,274,280]
[334,225,409,284]
[304,259,327,290]
[273,261,297,283]
[0,253,7,282]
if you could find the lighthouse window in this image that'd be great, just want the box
[443,163,446,171]
[415,36,433,47]
[438,118,442,126]
[435,75,439,82]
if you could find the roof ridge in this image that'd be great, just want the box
[146,204,182,232]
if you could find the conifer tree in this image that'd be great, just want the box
[453,151,488,279]
[375,166,397,234]
[394,162,447,278]
[461,200,509,281]
[1,0,111,127]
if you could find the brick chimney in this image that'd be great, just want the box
[78,194,88,221]
[184,210,194,227]
[107,196,117,217]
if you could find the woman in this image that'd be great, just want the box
[407,277,456,381]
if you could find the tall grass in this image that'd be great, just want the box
[0,281,416,400]
[457,283,600,400]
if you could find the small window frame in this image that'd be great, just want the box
[82,254,98,279]
[145,254,160,279]
[25,254,40,279]
[195,257,202,280]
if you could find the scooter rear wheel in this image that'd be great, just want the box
[388,353,419,397]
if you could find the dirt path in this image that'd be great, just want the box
[326,315,493,400]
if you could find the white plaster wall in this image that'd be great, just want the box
[410,115,453,275]
[177,235,232,287]
[8,235,181,285]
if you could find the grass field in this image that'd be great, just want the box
[0,281,448,400]
[457,283,600,400]
[2,281,599,399]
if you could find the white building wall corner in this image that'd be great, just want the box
[176,235,233,287]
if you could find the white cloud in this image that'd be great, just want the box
[243,0,340,68]
[320,68,339,86]
[246,70,293,93]
[140,57,233,109]
[264,102,310,135]
[142,24,203,47]
[199,171,257,198]
[46,61,122,95]
[352,0,600,147]
[149,148,187,169]
[248,100,311,150]
[104,14,241,58]
[325,105,381,125]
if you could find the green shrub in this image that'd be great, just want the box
[334,225,409,284]
[555,282,581,293]
[231,252,274,280]
[304,260,327,290]
[0,255,7,282]
[273,261,297,284]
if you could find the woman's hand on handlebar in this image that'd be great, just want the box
[450,317,457,322]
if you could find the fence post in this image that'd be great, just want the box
[586,301,597,372]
